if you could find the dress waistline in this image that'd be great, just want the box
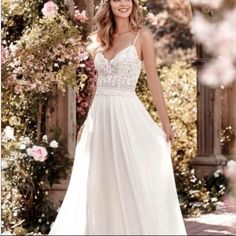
[95,87,136,96]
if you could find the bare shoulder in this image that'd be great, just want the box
[139,27,153,43]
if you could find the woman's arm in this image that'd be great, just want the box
[140,28,174,143]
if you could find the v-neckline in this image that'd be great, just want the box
[100,45,134,64]
[98,45,141,64]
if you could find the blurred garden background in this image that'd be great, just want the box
[1,0,236,235]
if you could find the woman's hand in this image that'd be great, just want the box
[163,124,175,144]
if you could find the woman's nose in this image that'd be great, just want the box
[120,0,127,6]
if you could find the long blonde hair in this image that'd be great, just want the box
[92,0,142,50]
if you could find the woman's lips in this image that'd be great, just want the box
[118,8,130,12]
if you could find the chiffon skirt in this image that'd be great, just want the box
[49,90,187,235]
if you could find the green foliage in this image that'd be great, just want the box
[1,87,40,137]
[159,62,197,162]
[204,170,229,200]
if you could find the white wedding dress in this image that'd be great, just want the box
[49,31,187,235]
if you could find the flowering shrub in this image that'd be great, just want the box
[2,0,97,126]
[1,126,72,234]
[204,169,229,200]
[2,11,95,94]
[1,87,40,143]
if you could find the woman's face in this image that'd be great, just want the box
[110,0,133,19]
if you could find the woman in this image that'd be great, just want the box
[49,0,187,235]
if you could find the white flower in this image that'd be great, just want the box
[23,137,31,145]
[50,140,59,148]
[26,148,33,157]
[213,169,222,178]
[9,42,18,56]
[42,135,48,142]
[227,160,236,169]
[225,160,236,181]
[18,143,26,150]
[3,126,15,141]
[1,160,8,169]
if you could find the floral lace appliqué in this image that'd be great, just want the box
[94,45,142,92]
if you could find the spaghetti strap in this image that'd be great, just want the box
[132,29,141,45]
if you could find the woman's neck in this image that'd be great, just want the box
[114,17,131,34]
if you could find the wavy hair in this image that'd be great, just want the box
[92,0,142,50]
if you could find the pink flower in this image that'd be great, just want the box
[78,107,86,116]
[214,10,236,58]
[30,83,37,90]
[199,57,236,87]
[146,13,158,26]
[74,10,88,23]
[42,1,59,17]
[14,84,22,94]
[79,51,89,61]
[191,12,215,45]
[27,145,48,162]
[77,96,83,103]
[82,102,89,107]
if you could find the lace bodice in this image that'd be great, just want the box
[94,32,142,93]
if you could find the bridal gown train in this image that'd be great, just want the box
[49,31,187,235]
